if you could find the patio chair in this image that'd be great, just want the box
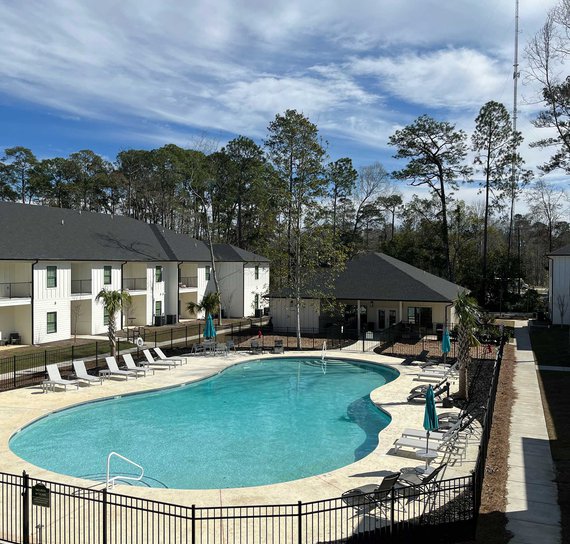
[8,332,21,345]
[226,340,236,352]
[104,356,138,380]
[341,472,401,516]
[45,364,80,391]
[393,463,448,518]
[250,340,262,354]
[397,462,447,488]
[393,428,465,457]
[72,360,103,385]
[399,417,470,448]
[273,339,284,354]
[407,378,450,402]
[142,349,176,369]
[413,361,458,383]
[154,347,185,365]
[123,353,154,377]
[215,342,228,356]
[191,343,205,355]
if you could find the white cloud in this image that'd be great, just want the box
[350,49,509,109]
[0,0,562,171]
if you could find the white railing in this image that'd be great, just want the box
[106,452,144,489]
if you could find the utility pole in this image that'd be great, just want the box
[507,0,520,269]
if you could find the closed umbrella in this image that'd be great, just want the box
[442,327,451,363]
[423,384,439,469]
[204,313,216,339]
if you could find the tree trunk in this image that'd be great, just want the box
[108,314,117,357]
[437,163,452,281]
[457,326,470,399]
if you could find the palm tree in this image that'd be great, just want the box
[187,292,221,320]
[454,291,481,399]
[95,289,132,356]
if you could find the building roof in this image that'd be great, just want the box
[272,252,466,303]
[548,244,570,256]
[0,202,268,263]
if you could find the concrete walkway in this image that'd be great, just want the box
[505,322,560,543]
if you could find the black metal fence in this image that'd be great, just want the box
[0,336,506,543]
[373,322,512,362]
[0,318,266,393]
[0,471,476,544]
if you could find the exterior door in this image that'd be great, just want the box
[377,309,388,330]
[378,309,397,330]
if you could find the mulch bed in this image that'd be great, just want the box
[473,343,516,543]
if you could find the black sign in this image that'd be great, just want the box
[31,483,50,508]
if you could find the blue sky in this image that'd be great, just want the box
[0,0,562,205]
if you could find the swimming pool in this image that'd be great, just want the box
[10,357,398,489]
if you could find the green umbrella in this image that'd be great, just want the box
[423,384,439,468]
[442,327,451,364]
[204,313,216,339]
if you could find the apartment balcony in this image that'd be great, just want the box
[71,279,92,295]
[124,277,147,292]
[0,282,32,299]
[179,276,198,289]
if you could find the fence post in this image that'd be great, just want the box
[191,504,196,544]
[22,470,30,544]
[71,345,75,363]
[171,328,174,349]
[102,488,108,544]
[44,350,47,373]
[390,491,395,535]
[95,342,99,366]
[185,326,189,348]
[154,331,157,348]
[297,501,302,544]
[13,356,16,389]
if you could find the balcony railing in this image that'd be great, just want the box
[123,277,147,291]
[0,282,32,299]
[179,276,198,288]
[71,279,92,295]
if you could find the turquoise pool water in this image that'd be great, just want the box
[10,357,398,489]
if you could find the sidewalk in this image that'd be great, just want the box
[505,322,560,543]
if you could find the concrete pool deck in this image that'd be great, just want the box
[0,349,477,507]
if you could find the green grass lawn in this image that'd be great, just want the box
[530,326,570,543]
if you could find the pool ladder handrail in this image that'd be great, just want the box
[106,452,144,490]
[321,341,327,374]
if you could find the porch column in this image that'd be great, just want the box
[399,301,403,322]
[356,299,361,333]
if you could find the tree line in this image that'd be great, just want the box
[2,0,570,317]
[0,105,568,314]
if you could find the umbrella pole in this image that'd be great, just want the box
[425,431,430,470]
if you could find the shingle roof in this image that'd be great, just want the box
[0,202,268,263]
[272,252,466,302]
[549,244,570,256]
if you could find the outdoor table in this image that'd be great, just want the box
[99,369,112,380]
[416,451,438,470]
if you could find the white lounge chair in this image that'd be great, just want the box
[73,360,103,385]
[413,362,458,382]
[153,347,185,365]
[104,356,138,380]
[45,364,80,391]
[123,353,154,377]
[143,349,176,369]
[394,428,465,457]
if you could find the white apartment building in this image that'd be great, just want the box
[548,244,570,325]
[0,202,269,345]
